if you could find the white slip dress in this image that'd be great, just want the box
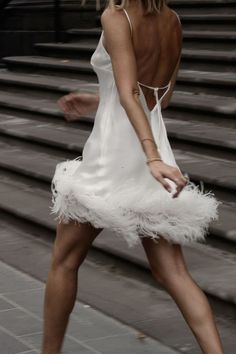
[51,8,220,248]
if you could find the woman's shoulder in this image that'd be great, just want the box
[100,5,128,31]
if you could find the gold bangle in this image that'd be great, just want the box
[146,157,163,164]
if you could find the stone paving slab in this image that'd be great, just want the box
[0,259,179,354]
[0,218,235,354]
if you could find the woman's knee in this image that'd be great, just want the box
[51,221,102,272]
[142,237,188,287]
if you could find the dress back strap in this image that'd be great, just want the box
[122,8,133,36]
[171,9,181,24]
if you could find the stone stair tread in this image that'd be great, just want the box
[177,69,236,86]
[164,118,236,150]
[0,83,235,119]
[0,90,63,116]
[0,111,234,153]
[0,69,98,92]
[35,42,97,50]
[172,91,236,115]
[3,56,93,71]
[34,42,236,60]
[1,68,235,90]
[183,30,236,39]
[8,0,236,5]
[0,119,235,195]
[181,14,236,20]
[0,172,236,306]
[6,1,96,10]
[183,49,236,61]
[3,57,236,92]
[68,27,236,40]
[0,113,90,151]
[1,109,236,155]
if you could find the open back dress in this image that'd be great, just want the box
[51,8,220,248]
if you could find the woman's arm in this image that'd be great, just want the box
[101,8,160,160]
[57,91,99,122]
[101,8,187,197]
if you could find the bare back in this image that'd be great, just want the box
[130,3,182,84]
[103,2,182,110]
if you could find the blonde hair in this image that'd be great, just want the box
[107,0,165,14]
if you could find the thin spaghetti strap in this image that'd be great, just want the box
[122,8,133,36]
[138,81,170,90]
[159,82,171,103]
[171,9,181,24]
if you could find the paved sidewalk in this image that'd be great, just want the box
[0,260,179,354]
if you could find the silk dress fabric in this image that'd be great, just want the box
[51,8,220,247]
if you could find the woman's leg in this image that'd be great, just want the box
[40,221,103,354]
[141,236,224,354]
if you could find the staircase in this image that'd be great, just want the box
[0,1,236,352]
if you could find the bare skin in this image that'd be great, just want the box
[41,1,225,353]
[40,222,103,354]
[58,91,99,122]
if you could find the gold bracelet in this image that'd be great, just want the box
[146,157,163,164]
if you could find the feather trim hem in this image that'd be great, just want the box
[51,158,221,248]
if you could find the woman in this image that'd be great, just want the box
[40,1,224,353]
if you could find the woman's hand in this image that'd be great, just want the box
[148,160,188,198]
[57,92,99,122]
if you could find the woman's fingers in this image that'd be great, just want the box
[161,170,187,198]
[155,174,172,193]
[149,161,188,198]
[171,175,188,198]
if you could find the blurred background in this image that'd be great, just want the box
[0,0,235,353]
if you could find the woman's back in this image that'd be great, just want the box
[103,1,182,109]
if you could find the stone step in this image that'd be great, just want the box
[32,43,236,71]
[3,53,236,90]
[4,1,97,11]
[2,56,96,79]
[0,86,234,125]
[6,0,236,14]
[169,91,236,119]
[68,28,236,40]
[67,28,236,50]
[0,126,235,225]
[34,41,236,63]
[0,69,99,93]
[0,111,235,159]
[0,170,236,312]
[2,7,235,33]
[0,69,235,98]
[178,14,236,30]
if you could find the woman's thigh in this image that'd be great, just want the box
[51,221,103,270]
[140,235,188,282]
